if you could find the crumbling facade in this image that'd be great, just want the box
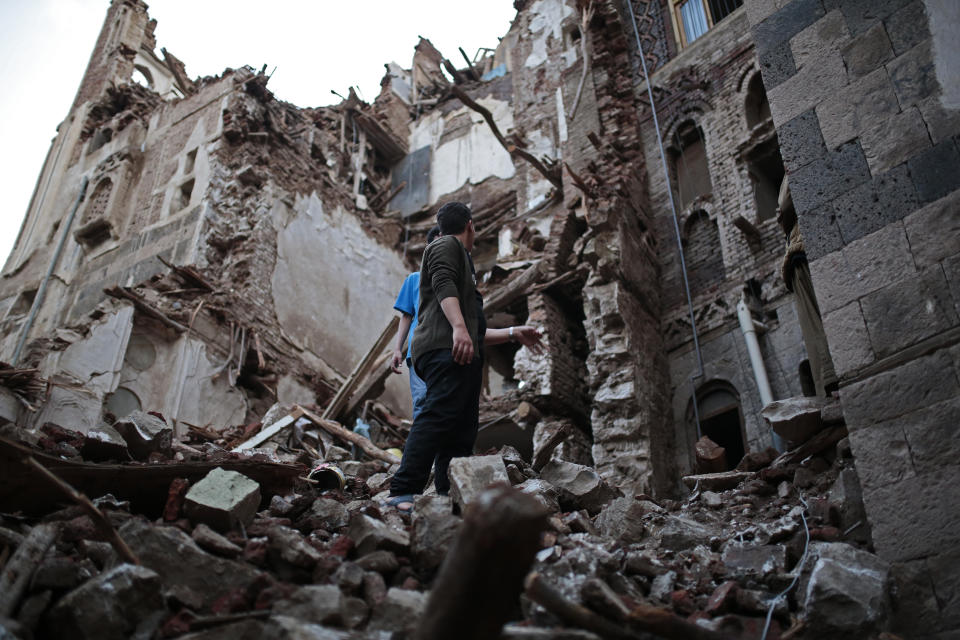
[0,0,958,637]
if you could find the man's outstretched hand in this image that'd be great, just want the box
[513,325,545,354]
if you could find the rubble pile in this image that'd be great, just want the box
[0,401,896,640]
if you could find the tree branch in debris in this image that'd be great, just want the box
[23,456,140,565]
[0,523,58,617]
[297,406,400,465]
[525,572,639,640]
[415,486,549,640]
[450,86,562,189]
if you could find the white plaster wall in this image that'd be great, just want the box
[172,339,248,429]
[524,0,576,68]
[409,100,516,203]
[271,194,412,415]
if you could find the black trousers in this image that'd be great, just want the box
[390,348,482,496]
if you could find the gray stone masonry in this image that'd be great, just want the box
[747,0,960,633]
[183,467,261,531]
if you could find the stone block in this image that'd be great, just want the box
[272,585,343,626]
[899,397,960,473]
[447,454,509,510]
[745,0,788,26]
[267,524,323,569]
[926,548,960,629]
[367,587,428,633]
[768,49,848,125]
[918,95,960,144]
[752,0,826,56]
[884,0,928,55]
[348,513,409,556]
[354,550,399,574]
[842,22,895,77]
[790,140,871,214]
[302,497,349,531]
[828,468,868,534]
[888,40,940,110]
[822,301,875,377]
[889,559,943,637]
[943,253,960,318]
[540,459,621,515]
[184,467,261,531]
[721,543,787,577]
[657,515,719,550]
[832,164,920,244]
[839,0,907,36]
[790,10,851,71]
[845,220,917,296]
[860,266,957,358]
[797,208,844,261]
[47,564,163,640]
[816,67,899,150]
[863,467,960,562]
[908,138,960,204]
[80,423,129,461]
[801,541,890,632]
[777,110,827,171]
[841,349,958,426]
[761,396,824,442]
[860,107,932,175]
[515,478,561,513]
[113,411,172,460]
[757,39,797,90]
[411,495,459,571]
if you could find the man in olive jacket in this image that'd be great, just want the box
[388,202,541,507]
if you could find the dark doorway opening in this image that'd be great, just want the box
[700,407,745,470]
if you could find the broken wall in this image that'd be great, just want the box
[746,0,960,634]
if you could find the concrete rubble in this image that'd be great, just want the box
[0,0,957,636]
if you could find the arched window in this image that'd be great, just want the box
[746,139,785,222]
[75,178,114,248]
[683,210,725,295]
[689,382,746,470]
[670,121,712,209]
[132,65,154,90]
[744,73,771,129]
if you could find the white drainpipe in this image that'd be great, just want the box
[737,293,785,451]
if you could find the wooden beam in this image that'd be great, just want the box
[231,407,305,452]
[322,316,399,421]
[296,406,400,465]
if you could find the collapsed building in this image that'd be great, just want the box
[0,0,957,638]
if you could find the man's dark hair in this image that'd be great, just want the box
[436,202,472,235]
[426,225,442,244]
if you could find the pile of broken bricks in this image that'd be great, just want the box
[0,395,901,640]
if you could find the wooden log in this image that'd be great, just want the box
[516,401,542,424]
[483,262,543,315]
[341,351,393,418]
[532,424,571,472]
[297,406,400,465]
[627,602,728,640]
[0,523,58,617]
[104,286,187,333]
[414,486,549,640]
[322,316,399,421]
[524,573,638,640]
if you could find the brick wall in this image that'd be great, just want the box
[747,0,960,634]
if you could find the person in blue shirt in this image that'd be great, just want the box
[390,225,442,419]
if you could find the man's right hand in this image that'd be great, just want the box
[451,325,474,365]
[390,349,404,374]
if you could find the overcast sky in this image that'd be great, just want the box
[0,0,516,266]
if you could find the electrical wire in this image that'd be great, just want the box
[625,1,705,437]
[761,492,812,640]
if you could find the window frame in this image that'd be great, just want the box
[668,0,742,49]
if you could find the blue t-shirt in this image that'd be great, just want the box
[393,272,420,359]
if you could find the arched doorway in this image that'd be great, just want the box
[689,382,746,470]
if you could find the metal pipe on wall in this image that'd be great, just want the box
[736,292,785,451]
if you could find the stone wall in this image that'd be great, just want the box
[746,0,960,634]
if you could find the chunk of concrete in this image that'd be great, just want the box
[348,513,410,556]
[118,518,264,609]
[267,524,323,568]
[303,497,349,531]
[272,584,343,625]
[448,454,509,509]
[539,460,620,515]
[184,467,261,531]
[721,543,788,578]
[367,587,428,633]
[112,411,172,459]
[801,542,890,633]
[515,479,561,513]
[191,523,242,558]
[80,423,129,461]
[762,397,824,443]
[657,515,719,550]
[411,495,460,571]
[595,497,662,543]
[682,471,755,491]
[47,564,163,640]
